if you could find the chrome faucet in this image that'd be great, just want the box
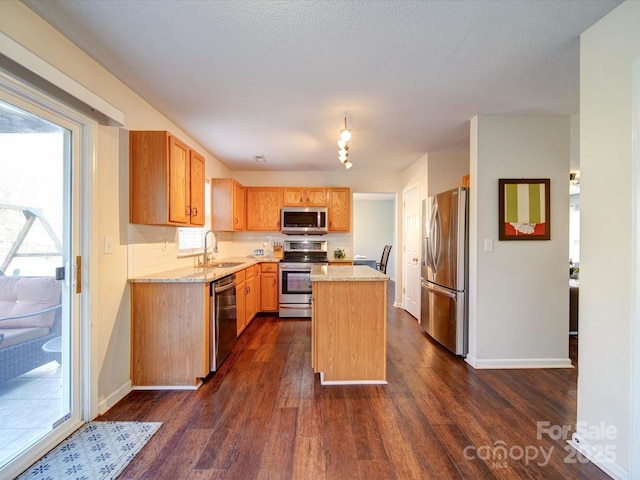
[203,230,218,265]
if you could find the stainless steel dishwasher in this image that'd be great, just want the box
[210,274,237,371]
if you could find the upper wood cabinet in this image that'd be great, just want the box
[327,187,351,231]
[282,187,327,207]
[130,130,205,226]
[189,151,205,225]
[212,178,246,231]
[246,187,283,231]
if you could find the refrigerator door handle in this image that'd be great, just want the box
[422,281,457,299]
[427,202,436,273]
[431,204,442,272]
[424,236,434,271]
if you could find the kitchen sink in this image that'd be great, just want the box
[200,262,244,269]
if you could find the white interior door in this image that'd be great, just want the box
[403,185,420,319]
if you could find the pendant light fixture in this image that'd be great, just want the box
[337,116,353,169]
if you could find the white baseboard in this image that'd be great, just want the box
[393,301,402,308]
[465,355,573,369]
[132,382,201,391]
[98,380,132,415]
[568,434,628,480]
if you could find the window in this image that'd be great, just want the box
[178,179,210,253]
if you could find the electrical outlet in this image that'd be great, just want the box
[103,236,113,254]
[162,239,168,251]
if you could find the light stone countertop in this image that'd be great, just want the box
[310,264,389,282]
[129,257,280,283]
[327,257,353,263]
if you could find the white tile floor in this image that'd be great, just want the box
[0,362,63,467]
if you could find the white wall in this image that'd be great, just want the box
[353,196,395,280]
[578,1,640,475]
[427,150,469,196]
[0,1,232,411]
[468,114,571,368]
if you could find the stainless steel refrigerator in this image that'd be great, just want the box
[420,187,469,356]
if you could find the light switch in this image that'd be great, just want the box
[104,236,113,254]
[483,238,494,252]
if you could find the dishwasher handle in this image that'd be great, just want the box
[214,276,236,294]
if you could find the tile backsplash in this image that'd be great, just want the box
[128,225,351,278]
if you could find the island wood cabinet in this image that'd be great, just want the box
[260,263,279,312]
[212,178,246,231]
[282,187,327,207]
[130,130,205,226]
[131,282,209,387]
[312,278,387,384]
[327,187,351,231]
[246,187,283,231]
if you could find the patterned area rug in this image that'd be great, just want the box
[17,421,162,480]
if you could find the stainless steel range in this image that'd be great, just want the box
[279,239,328,318]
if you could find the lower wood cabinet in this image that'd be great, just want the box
[246,269,257,325]
[236,269,247,336]
[131,282,209,387]
[260,263,279,312]
[237,266,260,335]
[253,264,261,314]
[130,261,280,387]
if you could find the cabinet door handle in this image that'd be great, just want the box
[186,206,192,215]
[234,218,238,225]
[192,207,198,217]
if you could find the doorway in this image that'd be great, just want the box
[403,185,421,319]
[0,86,84,476]
[352,192,396,284]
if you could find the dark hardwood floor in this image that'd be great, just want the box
[100,283,607,479]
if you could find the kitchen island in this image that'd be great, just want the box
[310,264,389,385]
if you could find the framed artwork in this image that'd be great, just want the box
[498,178,550,240]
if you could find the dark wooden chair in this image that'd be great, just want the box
[377,245,392,274]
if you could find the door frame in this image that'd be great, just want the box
[402,183,421,318]
[630,59,640,479]
[0,71,98,477]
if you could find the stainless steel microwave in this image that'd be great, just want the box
[281,207,328,235]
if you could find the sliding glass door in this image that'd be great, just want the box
[0,87,83,474]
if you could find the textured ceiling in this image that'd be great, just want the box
[22,0,621,173]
